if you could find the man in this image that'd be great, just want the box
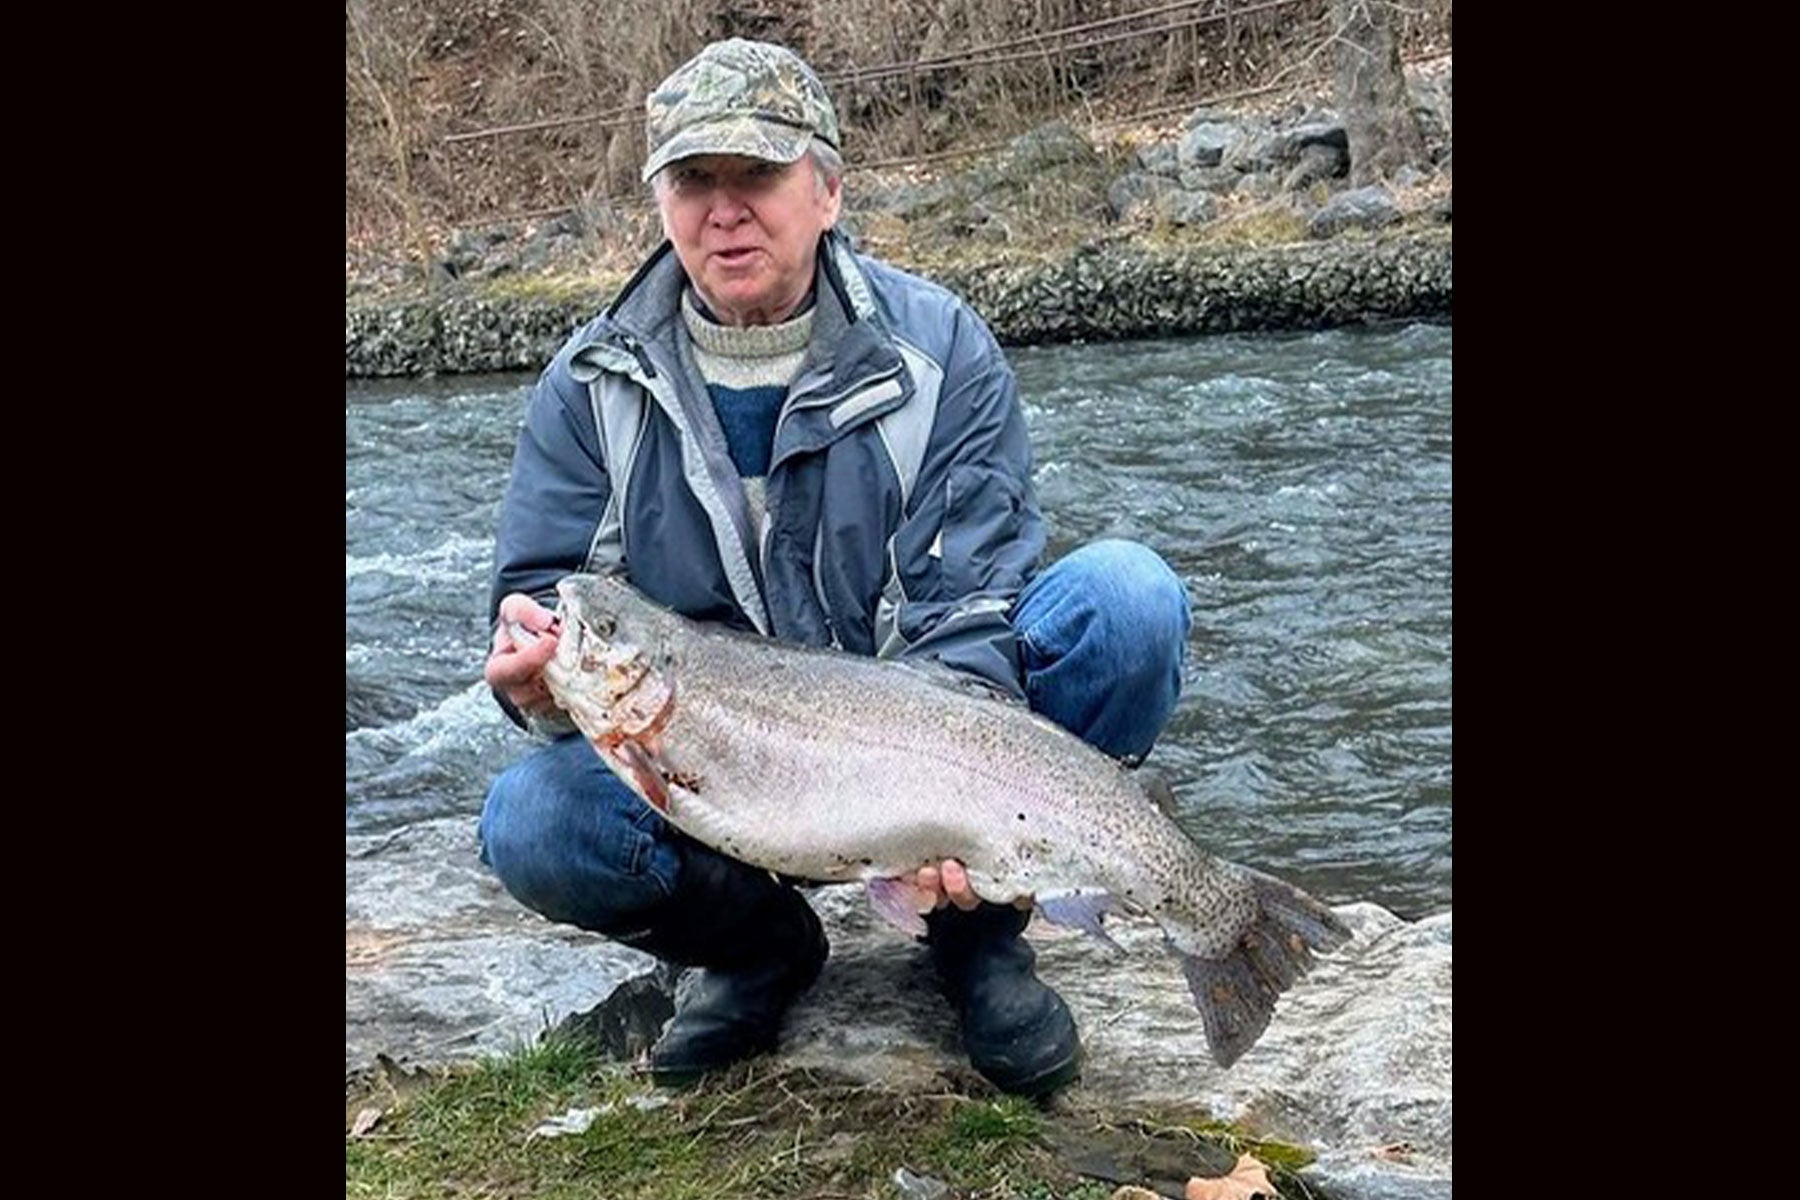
[480,37,1191,1097]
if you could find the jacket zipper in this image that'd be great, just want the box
[619,334,657,379]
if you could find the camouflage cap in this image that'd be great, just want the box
[642,38,841,184]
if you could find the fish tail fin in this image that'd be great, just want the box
[1177,867,1352,1068]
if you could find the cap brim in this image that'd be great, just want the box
[641,117,814,183]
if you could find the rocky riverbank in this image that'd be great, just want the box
[347,226,1450,378]
[346,60,1451,379]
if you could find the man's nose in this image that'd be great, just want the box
[707,188,750,225]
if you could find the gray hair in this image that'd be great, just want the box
[648,137,844,200]
[807,137,843,193]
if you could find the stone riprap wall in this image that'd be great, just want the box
[936,227,1449,346]
[345,228,1451,378]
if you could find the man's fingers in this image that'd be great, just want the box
[913,864,942,912]
[498,592,556,629]
[906,860,1031,914]
[940,859,981,911]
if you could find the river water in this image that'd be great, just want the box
[346,321,1451,919]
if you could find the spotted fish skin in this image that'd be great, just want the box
[537,573,1352,1067]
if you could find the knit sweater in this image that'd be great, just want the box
[681,289,813,532]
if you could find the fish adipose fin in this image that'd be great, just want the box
[1035,890,1125,953]
[865,877,929,938]
[1179,867,1353,1068]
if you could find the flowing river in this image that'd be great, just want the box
[347,321,1451,919]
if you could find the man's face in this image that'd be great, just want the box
[657,153,842,327]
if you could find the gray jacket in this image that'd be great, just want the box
[488,229,1046,729]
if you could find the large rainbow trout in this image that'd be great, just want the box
[519,573,1351,1067]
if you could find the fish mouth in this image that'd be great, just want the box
[547,608,677,753]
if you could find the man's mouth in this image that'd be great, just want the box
[712,247,761,266]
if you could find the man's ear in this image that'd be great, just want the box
[820,173,843,228]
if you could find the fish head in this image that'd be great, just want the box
[544,574,679,746]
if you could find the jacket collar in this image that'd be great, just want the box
[573,229,913,444]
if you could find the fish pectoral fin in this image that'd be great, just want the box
[1035,890,1125,952]
[864,877,929,938]
[611,740,670,813]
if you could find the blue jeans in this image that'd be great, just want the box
[478,538,1191,934]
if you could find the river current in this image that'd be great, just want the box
[346,321,1451,919]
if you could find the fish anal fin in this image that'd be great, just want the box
[1035,890,1124,952]
[865,877,929,938]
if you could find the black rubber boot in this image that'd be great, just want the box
[926,903,1081,1097]
[609,841,828,1087]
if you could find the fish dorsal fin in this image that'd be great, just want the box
[1132,765,1181,820]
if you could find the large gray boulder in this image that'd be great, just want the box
[348,816,1451,1196]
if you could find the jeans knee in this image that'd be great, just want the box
[476,757,565,899]
[477,740,678,931]
[1059,539,1190,675]
[1015,540,1190,759]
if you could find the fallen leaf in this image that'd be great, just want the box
[349,1106,384,1138]
[1370,1141,1413,1162]
[1186,1152,1276,1200]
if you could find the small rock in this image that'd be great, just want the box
[1159,190,1218,227]
[552,966,677,1061]
[1177,165,1240,195]
[1135,142,1180,178]
[1272,120,1348,164]
[1307,185,1402,238]
[1282,143,1347,192]
[1178,121,1238,170]
[1221,121,1278,174]
[1108,172,1180,220]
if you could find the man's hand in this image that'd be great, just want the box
[485,593,562,717]
[905,859,1034,913]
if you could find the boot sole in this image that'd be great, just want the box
[979,1046,1081,1098]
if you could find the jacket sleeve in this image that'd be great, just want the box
[486,356,611,731]
[882,302,1045,701]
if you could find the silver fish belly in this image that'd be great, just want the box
[530,572,1351,1067]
